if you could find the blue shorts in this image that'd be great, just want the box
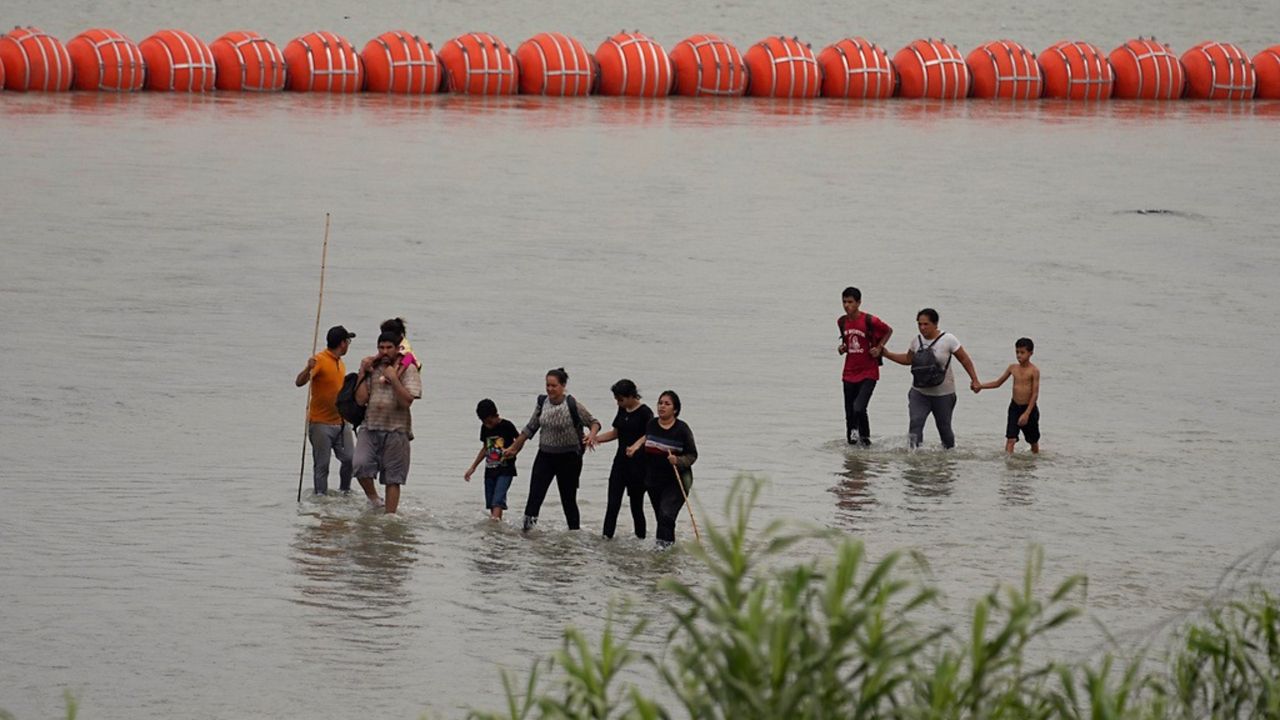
[485,474,514,510]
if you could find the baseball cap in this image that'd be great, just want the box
[326,325,356,348]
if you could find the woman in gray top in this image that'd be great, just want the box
[882,308,981,449]
[504,368,601,531]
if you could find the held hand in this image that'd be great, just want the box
[502,447,518,460]
[359,355,376,373]
[305,357,317,371]
[667,451,679,466]
[869,346,881,358]
[380,365,399,383]
[837,343,847,355]
[625,445,638,458]
[970,380,982,393]
[584,432,599,451]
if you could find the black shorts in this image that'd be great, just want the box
[1006,402,1041,444]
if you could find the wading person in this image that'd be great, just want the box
[626,390,697,548]
[464,399,520,520]
[595,379,653,539]
[883,308,981,449]
[504,368,601,532]
[353,331,422,513]
[977,337,1042,454]
[836,287,893,446]
[295,325,357,495]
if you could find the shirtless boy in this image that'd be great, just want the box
[977,338,1041,453]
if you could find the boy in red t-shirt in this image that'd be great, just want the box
[837,287,893,445]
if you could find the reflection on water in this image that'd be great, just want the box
[901,450,959,500]
[1000,453,1040,506]
[830,449,886,531]
[290,505,422,658]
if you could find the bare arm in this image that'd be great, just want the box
[625,435,645,457]
[1025,367,1040,414]
[954,346,981,391]
[504,432,529,459]
[979,365,1014,390]
[595,428,619,444]
[464,446,485,481]
[882,347,913,366]
[295,357,316,387]
[870,324,894,358]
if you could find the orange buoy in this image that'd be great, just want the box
[595,32,671,97]
[893,39,969,99]
[817,38,894,99]
[437,32,517,94]
[966,40,1041,99]
[283,31,363,92]
[1255,45,1280,99]
[516,32,593,96]
[1182,41,1255,99]
[210,31,285,91]
[0,26,73,91]
[363,30,440,94]
[1039,41,1113,99]
[1109,38,1184,99]
[669,34,746,97]
[744,36,820,98]
[139,30,215,91]
[67,28,144,91]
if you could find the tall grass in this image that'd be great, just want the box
[470,475,1280,720]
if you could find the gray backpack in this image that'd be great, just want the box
[911,333,951,388]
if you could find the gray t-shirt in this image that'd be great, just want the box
[909,333,963,397]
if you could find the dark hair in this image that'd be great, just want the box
[1016,337,1034,352]
[546,367,569,385]
[376,331,400,346]
[475,398,498,420]
[659,390,682,417]
[610,378,639,399]
[842,286,862,302]
[917,308,939,324]
[380,317,407,342]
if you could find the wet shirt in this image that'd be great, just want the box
[307,349,345,425]
[841,313,893,383]
[480,419,519,479]
[364,363,422,433]
[523,396,598,454]
[642,418,698,485]
[909,332,963,397]
[612,403,653,460]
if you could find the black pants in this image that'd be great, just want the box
[524,451,582,529]
[842,379,877,443]
[648,475,687,543]
[603,455,647,538]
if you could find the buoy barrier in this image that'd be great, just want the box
[1182,41,1255,99]
[0,26,73,91]
[669,34,746,97]
[595,32,671,97]
[67,28,144,91]
[1108,38,1183,100]
[1039,41,1113,100]
[745,36,821,98]
[139,29,215,91]
[516,32,593,96]
[1255,45,1280,99]
[967,40,1041,99]
[363,30,440,94]
[438,32,517,95]
[284,31,362,92]
[210,31,285,91]
[894,39,969,99]
[817,38,895,99]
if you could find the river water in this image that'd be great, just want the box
[2,1,1280,718]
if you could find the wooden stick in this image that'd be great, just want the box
[297,213,331,502]
[671,462,701,543]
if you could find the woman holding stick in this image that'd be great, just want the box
[626,390,698,548]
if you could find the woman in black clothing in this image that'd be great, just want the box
[626,390,697,547]
[595,379,653,539]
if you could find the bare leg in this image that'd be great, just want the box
[1030,442,1040,454]
[1005,439,1016,454]
[358,477,383,506]
[384,485,400,514]
[492,507,504,520]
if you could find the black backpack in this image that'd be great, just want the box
[839,313,883,366]
[911,333,952,388]
[336,372,366,428]
[536,393,585,450]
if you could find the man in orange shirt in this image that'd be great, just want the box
[295,326,356,495]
